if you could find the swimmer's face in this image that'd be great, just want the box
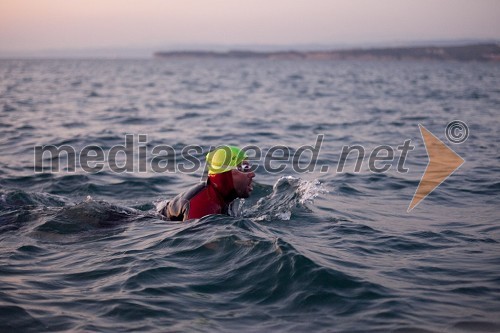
[231,161,255,198]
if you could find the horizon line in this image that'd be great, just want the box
[1,39,499,59]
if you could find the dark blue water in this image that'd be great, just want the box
[1,58,499,332]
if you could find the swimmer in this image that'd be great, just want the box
[160,146,255,221]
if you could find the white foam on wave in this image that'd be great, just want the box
[287,176,329,205]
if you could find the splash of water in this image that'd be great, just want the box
[238,176,328,221]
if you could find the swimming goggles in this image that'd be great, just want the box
[237,163,253,173]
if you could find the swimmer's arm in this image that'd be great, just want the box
[165,197,189,221]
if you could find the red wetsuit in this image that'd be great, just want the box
[161,172,238,221]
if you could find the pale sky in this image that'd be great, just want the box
[1,0,499,54]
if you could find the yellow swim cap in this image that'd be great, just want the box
[206,146,247,175]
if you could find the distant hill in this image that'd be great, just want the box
[154,43,500,62]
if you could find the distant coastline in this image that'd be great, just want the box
[154,43,500,62]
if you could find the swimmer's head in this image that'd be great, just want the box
[206,145,255,199]
[206,146,247,175]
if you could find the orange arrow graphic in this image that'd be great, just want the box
[408,124,465,212]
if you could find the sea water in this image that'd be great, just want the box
[0,58,499,332]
